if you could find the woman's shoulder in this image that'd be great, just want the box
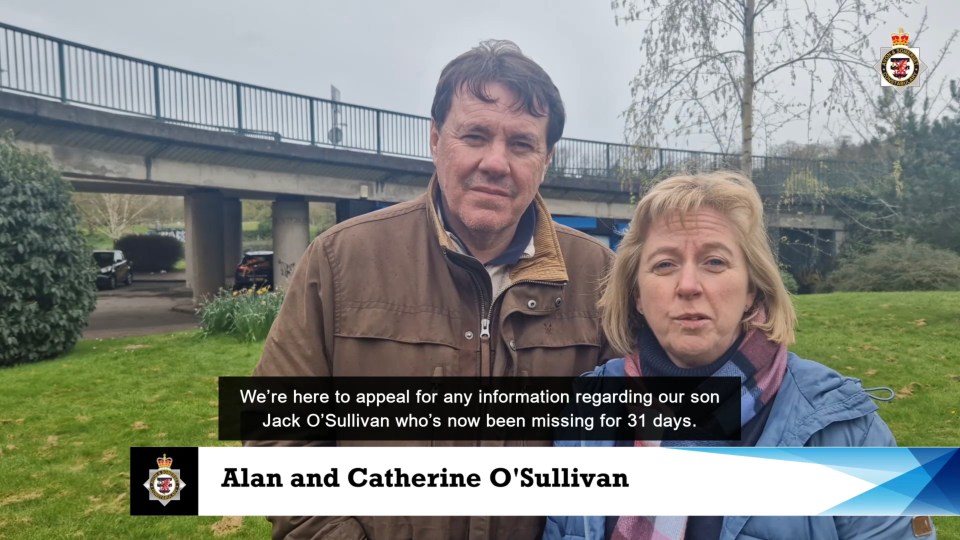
[786,352,844,378]
[784,353,870,404]
[764,353,891,447]
[583,358,626,378]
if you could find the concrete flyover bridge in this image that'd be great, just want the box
[0,21,888,302]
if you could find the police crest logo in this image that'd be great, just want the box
[877,28,924,91]
[130,447,198,515]
[143,453,187,506]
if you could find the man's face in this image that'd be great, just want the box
[430,83,552,243]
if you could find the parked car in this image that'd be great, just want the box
[233,251,273,291]
[93,250,133,289]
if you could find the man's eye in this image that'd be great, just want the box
[462,134,485,143]
[512,141,534,151]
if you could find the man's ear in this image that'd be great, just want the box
[430,121,440,159]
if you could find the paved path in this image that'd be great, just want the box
[83,274,200,340]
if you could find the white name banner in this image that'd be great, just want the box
[178,446,959,516]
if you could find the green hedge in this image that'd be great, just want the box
[0,133,97,367]
[826,239,960,292]
[115,234,183,272]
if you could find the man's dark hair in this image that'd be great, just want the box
[430,40,565,152]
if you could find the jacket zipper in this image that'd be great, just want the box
[446,248,566,377]
[443,248,493,377]
[467,270,492,378]
[481,279,565,376]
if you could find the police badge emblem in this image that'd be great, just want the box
[877,28,924,91]
[143,454,187,506]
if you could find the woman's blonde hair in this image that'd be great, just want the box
[599,171,796,356]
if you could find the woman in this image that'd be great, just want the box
[544,172,933,540]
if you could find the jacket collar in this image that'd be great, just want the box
[425,175,568,283]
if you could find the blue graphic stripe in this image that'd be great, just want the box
[674,447,959,515]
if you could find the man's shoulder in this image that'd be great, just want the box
[318,197,429,244]
[552,222,615,261]
[553,222,613,251]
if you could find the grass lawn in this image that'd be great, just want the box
[0,333,270,539]
[83,229,114,250]
[792,291,960,448]
[0,291,957,538]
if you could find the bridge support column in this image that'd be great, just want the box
[834,230,846,253]
[184,196,193,289]
[223,197,242,287]
[186,189,225,304]
[272,197,309,291]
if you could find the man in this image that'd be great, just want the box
[251,40,616,539]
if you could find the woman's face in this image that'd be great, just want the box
[635,208,755,368]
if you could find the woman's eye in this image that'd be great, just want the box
[705,258,727,270]
[652,261,676,274]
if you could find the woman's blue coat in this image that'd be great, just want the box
[543,353,935,540]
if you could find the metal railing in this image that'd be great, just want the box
[0,22,886,196]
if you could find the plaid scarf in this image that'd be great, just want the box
[611,308,788,540]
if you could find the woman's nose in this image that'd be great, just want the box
[676,264,702,298]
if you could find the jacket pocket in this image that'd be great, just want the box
[333,303,463,377]
[337,301,461,347]
[510,315,603,377]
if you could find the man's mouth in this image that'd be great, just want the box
[472,186,511,197]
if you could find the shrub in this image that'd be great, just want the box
[115,234,183,272]
[779,269,799,294]
[199,287,284,342]
[0,133,97,367]
[243,220,271,242]
[825,239,960,292]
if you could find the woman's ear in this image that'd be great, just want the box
[746,283,758,312]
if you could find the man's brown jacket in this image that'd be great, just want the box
[251,180,617,539]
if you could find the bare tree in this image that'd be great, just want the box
[612,0,914,177]
[139,195,184,229]
[73,193,156,241]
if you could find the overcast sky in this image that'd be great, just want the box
[1,0,957,153]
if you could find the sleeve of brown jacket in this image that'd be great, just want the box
[598,247,619,364]
[243,239,368,540]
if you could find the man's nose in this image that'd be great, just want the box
[478,139,510,177]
